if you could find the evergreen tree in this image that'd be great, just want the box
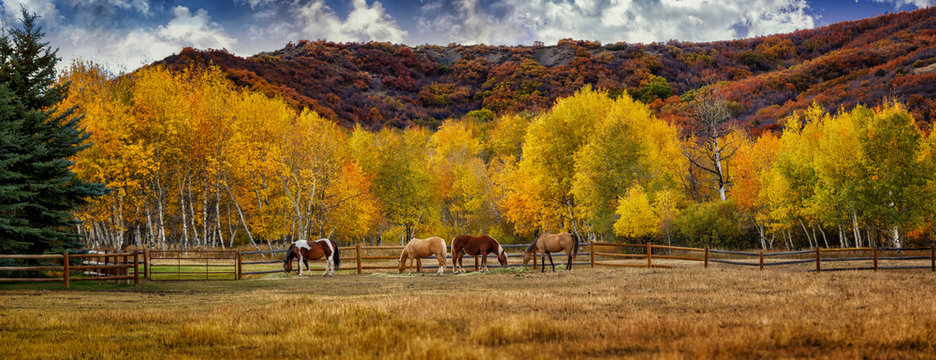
[0,9,106,254]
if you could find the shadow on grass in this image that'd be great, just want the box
[0,281,133,291]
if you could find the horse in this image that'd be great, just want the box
[522,232,579,272]
[450,235,507,273]
[283,239,341,276]
[398,236,447,275]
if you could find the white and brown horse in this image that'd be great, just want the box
[398,236,447,275]
[451,235,507,273]
[522,232,579,272]
[283,239,340,276]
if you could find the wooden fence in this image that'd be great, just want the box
[145,250,239,280]
[238,243,593,276]
[0,252,139,288]
[589,242,936,272]
[3,243,933,287]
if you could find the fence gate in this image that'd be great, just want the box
[146,250,238,280]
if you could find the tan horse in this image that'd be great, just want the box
[522,232,579,272]
[398,237,447,275]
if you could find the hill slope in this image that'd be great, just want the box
[155,7,936,129]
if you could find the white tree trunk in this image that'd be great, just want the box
[892,226,901,249]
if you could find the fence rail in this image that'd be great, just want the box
[4,242,934,286]
[587,242,936,272]
[0,251,139,288]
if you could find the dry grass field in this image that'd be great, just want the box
[2,267,935,359]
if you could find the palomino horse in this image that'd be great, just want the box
[398,236,447,275]
[283,239,341,276]
[523,232,579,272]
[450,235,507,273]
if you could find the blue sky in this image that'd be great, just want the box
[0,0,930,73]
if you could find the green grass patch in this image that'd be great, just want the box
[489,266,531,274]
[368,272,416,277]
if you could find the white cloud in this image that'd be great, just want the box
[873,0,935,7]
[56,6,235,72]
[1,0,62,24]
[295,0,407,43]
[417,0,817,45]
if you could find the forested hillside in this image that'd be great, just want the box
[155,7,936,130]
[61,7,936,252]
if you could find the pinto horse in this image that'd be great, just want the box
[523,232,579,272]
[283,239,341,276]
[398,236,447,275]
[450,235,507,273]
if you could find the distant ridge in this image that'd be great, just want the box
[154,7,936,130]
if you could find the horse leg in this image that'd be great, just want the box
[298,254,304,276]
[547,252,555,272]
[540,250,546,273]
[481,253,488,273]
[436,253,445,275]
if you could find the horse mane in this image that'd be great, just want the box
[525,237,538,253]
[284,242,296,262]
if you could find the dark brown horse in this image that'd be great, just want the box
[522,232,579,272]
[450,235,507,273]
[283,239,340,276]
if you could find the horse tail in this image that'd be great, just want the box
[332,240,341,270]
[439,237,447,269]
[572,233,580,258]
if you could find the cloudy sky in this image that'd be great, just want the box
[0,0,931,73]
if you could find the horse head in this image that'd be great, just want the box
[283,243,295,273]
[497,245,508,267]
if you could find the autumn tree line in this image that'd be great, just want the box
[61,60,936,251]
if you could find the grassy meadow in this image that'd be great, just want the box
[2,267,935,359]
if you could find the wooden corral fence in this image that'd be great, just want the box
[589,242,936,272]
[237,243,593,276]
[4,243,933,286]
[144,250,238,281]
[0,251,139,288]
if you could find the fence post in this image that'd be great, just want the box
[647,242,653,268]
[704,246,709,269]
[759,251,765,271]
[590,243,594,268]
[355,244,362,274]
[815,248,821,273]
[133,251,139,286]
[873,247,878,271]
[931,245,935,272]
[237,251,242,280]
[124,254,130,284]
[144,250,149,279]
[63,251,70,289]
